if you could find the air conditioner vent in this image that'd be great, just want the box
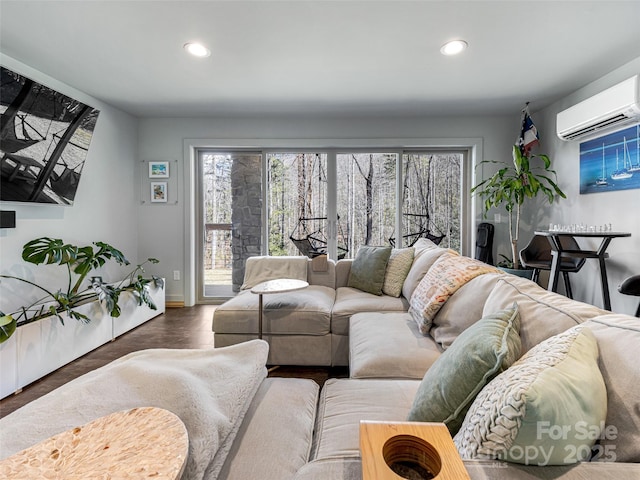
[562,113,632,140]
[557,75,640,141]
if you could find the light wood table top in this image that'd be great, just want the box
[0,407,188,479]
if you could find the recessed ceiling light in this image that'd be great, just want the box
[184,42,211,58]
[440,40,468,56]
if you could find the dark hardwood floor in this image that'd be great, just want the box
[0,305,347,419]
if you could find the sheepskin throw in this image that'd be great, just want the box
[0,340,269,480]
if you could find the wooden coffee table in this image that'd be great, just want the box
[0,407,188,479]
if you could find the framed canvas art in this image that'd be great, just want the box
[0,66,100,205]
[580,124,640,194]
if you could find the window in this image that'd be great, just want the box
[337,153,397,258]
[193,142,470,302]
[402,152,462,252]
[267,153,328,257]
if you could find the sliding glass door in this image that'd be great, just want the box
[336,153,397,258]
[267,153,328,257]
[196,147,466,302]
[402,152,462,252]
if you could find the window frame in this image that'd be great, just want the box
[185,137,482,305]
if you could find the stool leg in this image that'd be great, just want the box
[562,272,573,299]
[635,302,640,318]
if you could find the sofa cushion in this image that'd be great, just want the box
[483,276,607,353]
[431,272,505,349]
[584,314,640,462]
[382,247,415,297]
[294,457,363,480]
[294,457,640,480]
[401,244,448,300]
[409,251,500,334]
[241,255,308,290]
[407,305,521,435]
[349,312,442,379]
[331,287,409,336]
[215,333,333,366]
[347,246,392,295]
[454,326,607,466]
[213,285,335,335]
[311,378,420,461]
[218,378,319,480]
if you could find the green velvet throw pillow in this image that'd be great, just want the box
[347,245,392,295]
[407,304,521,435]
[454,326,607,466]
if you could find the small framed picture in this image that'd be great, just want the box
[149,161,169,178]
[151,182,168,203]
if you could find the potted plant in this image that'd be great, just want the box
[471,144,566,272]
[0,237,163,343]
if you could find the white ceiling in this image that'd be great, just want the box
[1,1,639,118]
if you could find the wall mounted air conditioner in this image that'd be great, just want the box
[557,75,640,141]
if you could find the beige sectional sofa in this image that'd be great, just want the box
[213,254,410,366]
[2,239,639,480]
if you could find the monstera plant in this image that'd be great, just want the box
[0,237,163,343]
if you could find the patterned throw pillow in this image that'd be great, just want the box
[407,304,521,435]
[454,326,607,466]
[347,246,392,295]
[409,251,499,334]
[382,247,415,297]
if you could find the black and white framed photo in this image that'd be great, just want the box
[151,181,167,202]
[0,66,100,205]
[149,161,169,178]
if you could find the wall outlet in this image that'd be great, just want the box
[173,270,180,281]
[494,213,502,224]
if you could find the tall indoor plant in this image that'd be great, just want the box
[472,144,566,269]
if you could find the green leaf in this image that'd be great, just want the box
[0,315,17,343]
[22,237,77,265]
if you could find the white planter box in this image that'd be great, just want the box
[17,301,110,389]
[0,334,18,399]
[1,281,165,400]
[113,285,166,338]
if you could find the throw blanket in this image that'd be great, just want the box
[0,340,269,480]
[241,255,308,290]
[410,251,500,334]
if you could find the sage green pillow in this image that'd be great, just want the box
[407,304,521,435]
[347,246,392,295]
[454,326,607,466]
[382,247,415,297]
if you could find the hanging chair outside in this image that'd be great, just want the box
[289,216,348,259]
[388,213,446,247]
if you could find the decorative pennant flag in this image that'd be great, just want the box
[517,103,539,156]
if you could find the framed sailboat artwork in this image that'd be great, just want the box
[579,123,640,194]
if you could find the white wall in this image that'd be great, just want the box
[530,56,640,315]
[0,55,140,314]
[7,51,637,316]
[138,115,518,304]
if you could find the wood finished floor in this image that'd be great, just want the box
[0,305,347,419]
